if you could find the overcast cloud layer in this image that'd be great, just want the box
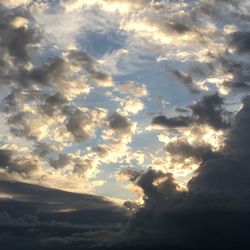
[1,0,250,249]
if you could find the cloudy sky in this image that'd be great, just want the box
[1,0,250,249]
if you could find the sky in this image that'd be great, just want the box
[1,0,250,249]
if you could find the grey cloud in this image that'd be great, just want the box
[224,81,250,90]
[208,55,250,93]
[152,115,191,128]
[136,170,177,205]
[0,148,41,176]
[169,69,200,94]
[41,93,67,116]
[66,108,93,142]
[109,113,132,132]
[0,8,41,86]
[190,93,230,130]
[226,95,250,157]
[7,111,37,140]
[0,149,12,168]
[0,11,40,63]
[165,141,215,161]
[28,57,68,85]
[117,167,143,182]
[50,154,70,169]
[174,107,190,114]
[27,50,111,87]
[166,22,191,34]
[152,93,230,130]
[69,50,111,83]
[230,31,250,54]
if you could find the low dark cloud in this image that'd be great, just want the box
[0,180,128,250]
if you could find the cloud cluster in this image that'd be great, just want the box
[1,0,250,249]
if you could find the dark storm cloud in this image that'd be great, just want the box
[152,93,230,130]
[0,180,126,213]
[112,95,250,249]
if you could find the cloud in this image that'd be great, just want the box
[190,92,230,130]
[152,115,191,128]
[115,81,148,97]
[0,180,128,250]
[1,0,31,8]
[165,141,215,161]
[230,31,250,54]
[109,95,250,249]
[109,112,132,133]
[120,98,144,115]
[152,93,230,130]
[1,1,250,249]
[169,69,200,94]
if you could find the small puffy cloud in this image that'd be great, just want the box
[66,107,108,142]
[109,112,133,133]
[120,98,144,115]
